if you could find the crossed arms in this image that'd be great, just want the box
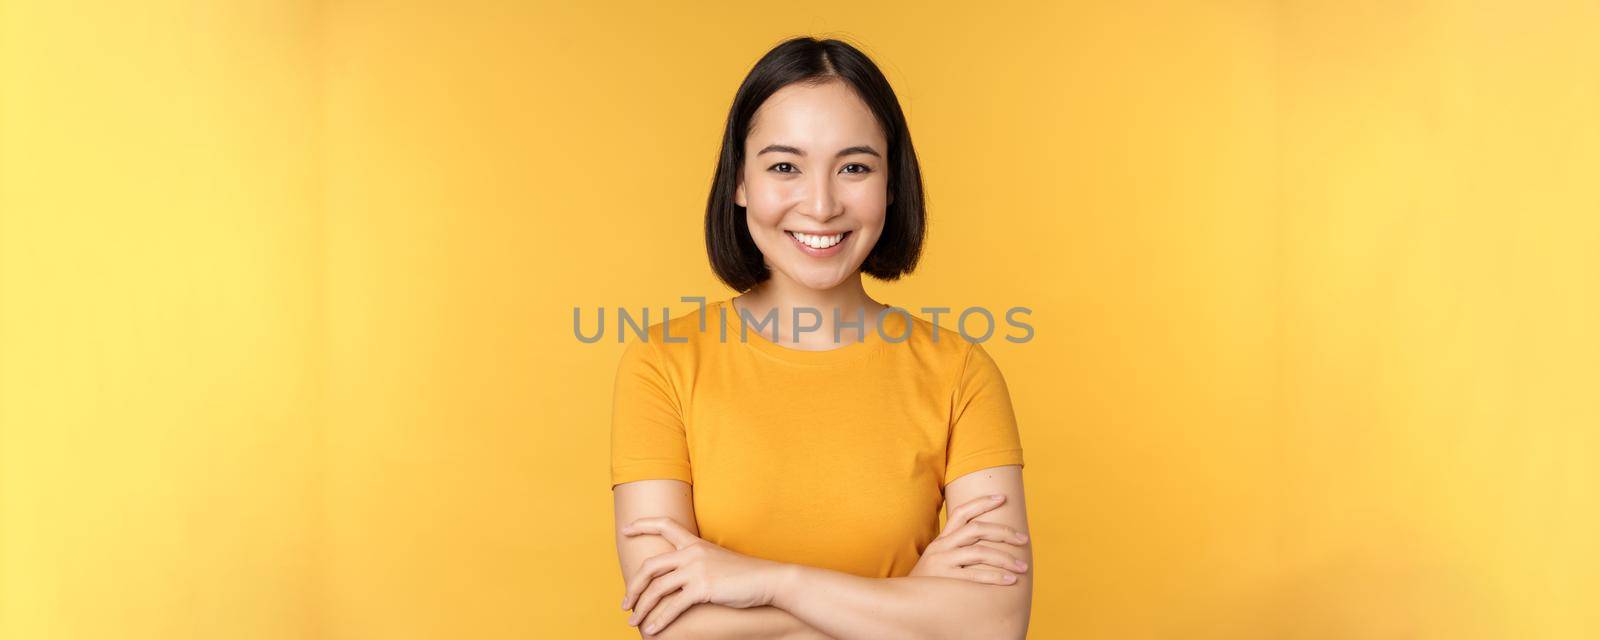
[611,465,1032,639]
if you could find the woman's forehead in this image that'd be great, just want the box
[747,81,885,148]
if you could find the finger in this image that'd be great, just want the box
[952,545,1028,574]
[956,567,1020,586]
[628,571,686,628]
[623,516,702,549]
[950,521,1029,548]
[939,494,1005,538]
[622,551,682,611]
[940,495,1004,537]
[925,521,1014,560]
[640,587,700,636]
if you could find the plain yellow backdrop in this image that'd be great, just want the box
[2,1,1596,638]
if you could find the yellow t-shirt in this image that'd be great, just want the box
[610,299,1025,578]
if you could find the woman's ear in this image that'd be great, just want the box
[735,169,747,208]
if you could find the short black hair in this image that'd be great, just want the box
[705,36,926,292]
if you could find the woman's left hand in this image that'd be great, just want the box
[619,516,791,635]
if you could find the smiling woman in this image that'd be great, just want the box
[610,37,1032,639]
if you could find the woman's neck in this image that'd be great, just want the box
[733,272,887,350]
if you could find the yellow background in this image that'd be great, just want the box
[2,1,1596,637]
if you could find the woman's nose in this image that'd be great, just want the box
[800,175,843,221]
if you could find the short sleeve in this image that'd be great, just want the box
[944,342,1025,485]
[610,338,692,488]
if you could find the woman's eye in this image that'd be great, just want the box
[768,162,798,174]
[841,163,872,174]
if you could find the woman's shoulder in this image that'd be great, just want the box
[889,307,986,369]
[614,300,726,360]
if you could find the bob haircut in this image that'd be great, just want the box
[705,36,926,292]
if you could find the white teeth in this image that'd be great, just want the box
[789,231,845,249]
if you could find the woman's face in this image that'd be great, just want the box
[736,79,891,292]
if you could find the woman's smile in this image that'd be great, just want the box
[786,229,852,257]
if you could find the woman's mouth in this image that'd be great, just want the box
[786,230,851,257]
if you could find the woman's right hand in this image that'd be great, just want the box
[908,494,1031,585]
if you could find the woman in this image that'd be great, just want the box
[611,36,1032,639]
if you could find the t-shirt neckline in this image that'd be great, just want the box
[719,298,900,366]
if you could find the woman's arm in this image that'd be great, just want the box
[621,466,1033,639]
[767,465,1032,640]
[614,479,833,639]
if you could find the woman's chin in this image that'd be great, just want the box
[775,266,854,292]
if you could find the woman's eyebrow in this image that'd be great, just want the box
[757,144,882,158]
